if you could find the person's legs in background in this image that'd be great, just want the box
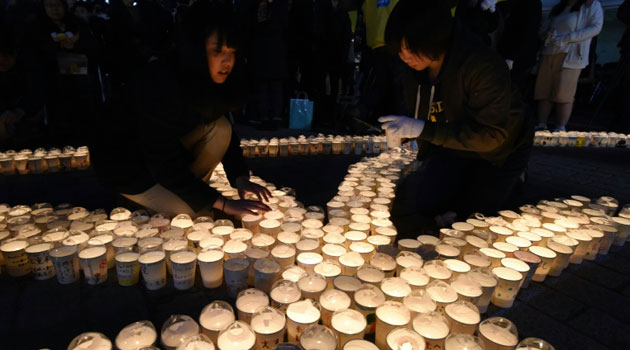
[551,67,581,131]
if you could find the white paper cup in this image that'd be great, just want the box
[79,246,108,285]
[286,299,321,343]
[1,239,30,277]
[171,250,197,290]
[50,245,80,284]
[251,306,286,350]
[139,250,167,290]
[115,252,140,286]
[224,258,250,298]
[254,258,281,294]
[199,300,235,345]
[490,267,522,308]
[198,248,225,288]
[26,243,55,280]
[375,301,410,350]
[528,246,556,283]
[331,309,367,350]
[444,301,480,335]
[412,312,449,350]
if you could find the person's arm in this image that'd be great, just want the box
[418,54,514,153]
[563,2,604,43]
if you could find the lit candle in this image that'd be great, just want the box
[160,315,200,350]
[297,252,324,274]
[50,245,80,284]
[200,301,235,345]
[490,267,523,308]
[380,277,412,301]
[115,252,140,286]
[138,250,167,290]
[242,214,263,233]
[277,231,300,246]
[479,248,506,269]
[79,246,108,285]
[424,260,452,282]
[270,279,302,311]
[444,300,480,335]
[198,248,225,288]
[187,230,212,250]
[170,250,198,290]
[322,244,347,262]
[68,332,112,350]
[163,239,188,275]
[281,265,308,283]
[286,299,322,343]
[395,252,423,276]
[463,251,491,269]
[386,328,425,350]
[399,266,430,291]
[111,237,137,255]
[612,217,630,246]
[545,241,573,277]
[296,239,321,254]
[375,301,410,350]
[339,252,365,276]
[213,226,236,242]
[349,242,375,262]
[230,229,253,245]
[403,289,437,318]
[331,309,367,350]
[217,321,256,350]
[369,252,397,277]
[177,334,215,350]
[333,275,362,298]
[251,306,286,350]
[343,339,379,350]
[398,239,421,252]
[450,274,483,304]
[224,258,250,298]
[319,289,351,328]
[271,244,296,270]
[412,312,450,350]
[444,334,485,350]
[443,259,471,280]
[582,228,604,261]
[527,246,556,283]
[25,242,55,280]
[237,288,270,324]
[478,317,519,350]
[566,230,592,264]
[357,265,385,286]
[367,235,391,248]
[298,273,328,300]
[315,260,342,287]
[426,280,458,315]
[254,258,281,294]
[344,231,367,249]
[115,321,157,350]
[299,325,337,350]
[259,220,281,237]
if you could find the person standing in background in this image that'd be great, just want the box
[534,0,603,132]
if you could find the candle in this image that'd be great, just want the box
[177,335,216,350]
[163,239,188,275]
[282,265,308,283]
[527,246,556,283]
[217,321,256,350]
[367,235,391,248]
[490,267,523,308]
[424,260,452,282]
[296,239,321,254]
[357,265,385,285]
[270,279,302,311]
[237,289,270,324]
[343,339,378,350]
[213,226,236,241]
[412,312,450,350]
[426,280,458,316]
[259,220,281,237]
[200,301,236,345]
[50,245,80,284]
[467,268,498,313]
[478,317,519,350]
[444,300,480,335]
[349,242,375,262]
[161,315,200,350]
[463,251,492,269]
[25,242,55,280]
[322,244,347,262]
[516,231,541,247]
[417,235,440,247]
[565,230,592,264]
[331,309,367,350]
[444,334,485,350]
[595,224,618,255]
[450,274,483,304]
[110,207,132,222]
[286,299,321,343]
[375,301,410,350]
[398,239,421,252]
[344,231,367,248]
[386,328,426,350]
[369,252,397,277]
[231,229,253,245]
[612,217,630,246]
[116,321,158,350]
[242,214,263,233]
[395,252,423,276]
[277,231,300,246]
[582,228,604,261]
[254,258,281,294]
[198,248,225,288]
[138,250,167,290]
[515,337,555,350]
[297,252,324,274]
[333,275,362,298]
[251,306,286,350]
[545,241,573,277]
[111,237,137,254]
[187,230,212,249]
[443,259,471,280]
[315,260,342,287]
[224,240,248,260]
[381,277,412,301]
[115,252,140,286]
[479,248,506,269]
[339,252,365,276]
[224,258,250,298]
[271,244,296,270]
[500,258,530,289]
[319,289,351,328]
[505,236,532,252]
[68,332,113,350]
[79,246,108,285]
[404,289,437,317]
[137,237,164,254]
[299,325,337,350]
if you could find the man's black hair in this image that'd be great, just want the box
[385,0,454,60]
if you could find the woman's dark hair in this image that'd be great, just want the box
[550,0,588,17]
[385,0,454,60]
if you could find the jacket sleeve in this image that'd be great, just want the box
[222,125,250,187]
[136,72,223,213]
[419,55,512,153]
[566,2,604,43]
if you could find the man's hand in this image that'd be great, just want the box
[379,115,425,139]
[236,176,272,202]
[213,197,271,218]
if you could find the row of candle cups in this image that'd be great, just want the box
[241,135,389,158]
[0,146,90,175]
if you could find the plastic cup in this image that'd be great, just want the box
[224,258,250,298]
[490,267,523,309]
[198,248,225,288]
[79,246,108,285]
[50,245,80,284]
[170,250,197,290]
[115,252,140,286]
[1,239,30,277]
[139,250,167,290]
[26,242,55,280]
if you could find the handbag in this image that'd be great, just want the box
[289,92,314,130]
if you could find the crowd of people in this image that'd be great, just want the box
[1,0,625,151]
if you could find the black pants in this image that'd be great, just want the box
[392,147,530,238]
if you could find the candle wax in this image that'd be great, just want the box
[162,319,200,347]
[116,325,157,350]
[286,300,321,324]
[251,312,285,334]
[200,309,235,331]
[237,294,269,313]
[479,323,518,347]
[445,303,480,325]
[331,310,367,335]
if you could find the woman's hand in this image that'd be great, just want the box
[213,197,271,217]
[236,176,272,202]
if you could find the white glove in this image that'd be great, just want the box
[505,59,514,71]
[379,115,425,139]
[480,0,497,12]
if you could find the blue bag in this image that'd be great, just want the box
[289,92,314,130]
